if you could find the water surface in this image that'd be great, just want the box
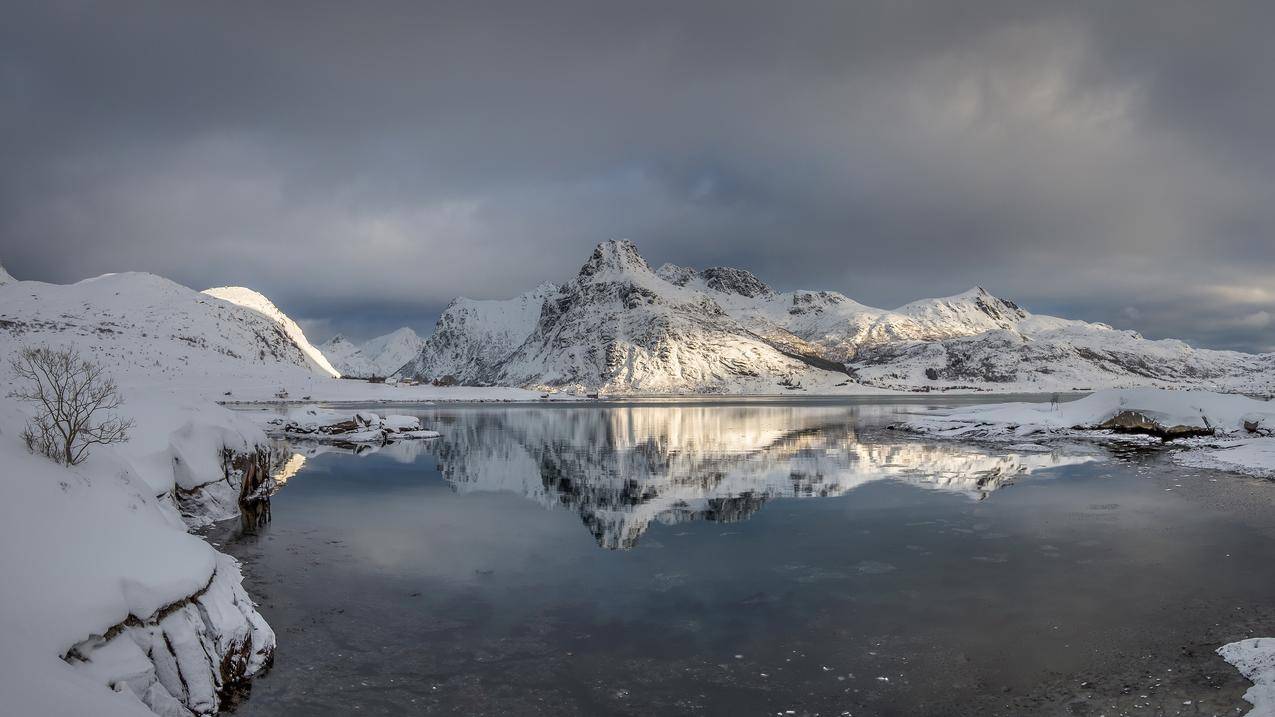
[217,401,1275,716]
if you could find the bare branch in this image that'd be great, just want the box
[9,345,132,465]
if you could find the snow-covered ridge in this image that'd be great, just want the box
[397,240,1275,395]
[202,286,340,378]
[0,261,14,285]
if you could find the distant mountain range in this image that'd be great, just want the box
[2,248,1271,397]
[395,240,1275,395]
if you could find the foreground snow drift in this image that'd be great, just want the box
[1218,638,1275,717]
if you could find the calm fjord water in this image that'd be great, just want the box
[217,401,1275,716]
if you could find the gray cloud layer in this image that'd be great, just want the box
[2,1,1273,350]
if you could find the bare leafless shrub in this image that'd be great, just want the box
[9,345,134,465]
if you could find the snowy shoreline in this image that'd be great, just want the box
[1218,638,1275,717]
[897,387,1275,479]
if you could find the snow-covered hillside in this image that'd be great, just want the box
[397,240,1275,395]
[320,327,424,378]
[201,286,340,378]
[0,261,14,286]
[0,273,336,394]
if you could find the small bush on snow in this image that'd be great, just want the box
[9,345,134,465]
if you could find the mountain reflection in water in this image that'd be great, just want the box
[279,404,1095,549]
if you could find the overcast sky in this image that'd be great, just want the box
[2,1,1273,351]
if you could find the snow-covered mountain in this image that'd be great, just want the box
[400,241,855,392]
[398,240,1275,395]
[360,327,425,375]
[398,284,560,384]
[320,327,425,378]
[318,334,377,377]
[0,262,14,286]
[0,272,340,394]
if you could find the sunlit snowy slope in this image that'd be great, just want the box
[0,272,336,392]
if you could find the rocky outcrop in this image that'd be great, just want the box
[173,447,274,528]
[700,266,775,298]
[65,554,275,717]
[1091,410,1215,440]
[267,408,441,448]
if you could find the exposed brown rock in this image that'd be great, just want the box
[1091,410,1213,440]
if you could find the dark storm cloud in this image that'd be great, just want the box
[2,1,1273,349]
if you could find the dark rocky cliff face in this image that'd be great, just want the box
[701,266,775,298]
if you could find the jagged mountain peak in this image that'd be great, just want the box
[578,240,653,280]
[0,261,15,285]
[653,260,774,298]
[701,266,775,298]
[655,262,696,287]
[895,285,1027,324]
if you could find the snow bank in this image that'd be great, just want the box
[1218,638,1275,717]
[0,390,274,715]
